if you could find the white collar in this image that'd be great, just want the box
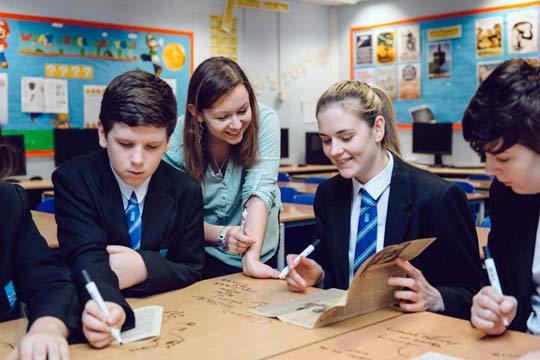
[110,163,152,204]
[352,151,394,200]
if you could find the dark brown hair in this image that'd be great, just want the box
[183,57,259,181]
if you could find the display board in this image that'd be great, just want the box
[349,1,539,126]
[0,12,193,155]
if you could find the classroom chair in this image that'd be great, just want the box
[278,172,291,182]
[467,174,494,181]
[35,198,55,214]
[480,216,491,228]
[304,176,328,184]
[291,193,315,205]
[279,186,298,203]
[452,180,479,223]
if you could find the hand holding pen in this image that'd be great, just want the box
[225,208,254,255]
[281,240,324,292]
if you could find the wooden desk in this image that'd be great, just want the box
[31,210,58,248]
[17,179,53,190]
[279,164,336,175]
[290,172,338,181]
[280,203,315,226]
[448,177,492,191]
[0,274,400,359]
[272,310,538,359]
[414,164,487,178]
[278,181,318,194]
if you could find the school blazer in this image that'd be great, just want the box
[53,150,205,329]
[313,155,483,320]
[488,180,540,332]
[0,182,80,336]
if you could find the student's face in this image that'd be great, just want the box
[485,142,540,194]
[317,103,385,183]
[98,122,169,187]
[195,84,252,147]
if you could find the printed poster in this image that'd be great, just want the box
[44,79,68,114]
[398,25,420,62]
[355,68,375,84]
[508,10,538,54]
[21,77,45,113]
[476,17,503,57]
[83,85,106,127]
[0,73,7,124]
[477,61,502,87]
[399,63,421,100]
[428,42,451,79]
[375,30,396,64]
[356,34,373,65]
[375,66,397,100]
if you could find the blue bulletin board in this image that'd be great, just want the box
[349,1,539,127]
[0,12,193,155]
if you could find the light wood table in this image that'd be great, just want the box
[278,181,318,194]
[279,164,336,175]
[17,179,53,190]
[290,172,338,181]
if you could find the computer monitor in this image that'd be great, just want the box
[305,132,331,165]
[412,122,453,167]
[281,128,289,158]
[0,135,26,176]
[54,128,101,166]
[409,104,435,123]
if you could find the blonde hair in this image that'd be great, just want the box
[316,81,402,157]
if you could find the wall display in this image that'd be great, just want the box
[349,1,539,125]
[0,73,7,124]
[210,14,238,63]
[0,12,193,155]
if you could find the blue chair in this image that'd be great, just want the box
[304,176,327,184]
[278,172,291,182]
[279,186,298,203]
[291,193,315,205]
[452,181,475,193]
[467,174,494,181]
[480,216,491,228]
[36,198,55,214]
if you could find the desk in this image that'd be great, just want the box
[279,164,336,175]
[290,172,338,181]
[278,181,318,194]
[0,274,400,360]
[17,179,53,190]
[31,210,58,248]
[448,177,492,191]
[415,165,487,178]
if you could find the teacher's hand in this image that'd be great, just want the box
[226,227,255,255]
[242,254,279,279]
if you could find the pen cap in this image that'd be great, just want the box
[483,246,492,259]
[312,238,321,248]
[81,269,92,284]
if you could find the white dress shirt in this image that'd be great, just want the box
[110,163,151,214]
[348,152,394,285]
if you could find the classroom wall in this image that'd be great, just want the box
[0,0,333,177]
[336,0,528,166]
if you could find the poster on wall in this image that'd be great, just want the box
[428,42,451,79]
[399,63,421,100]
[375,30,396,64]
[398,25,420,62]
[476,17,503,57]
[44,78,68,113]
[375,66,397,100]
[355,68,375,83]
[507,10,538,54]
[21,77,45,113]
[477,61,502,87]
[0,73,7,124]
[356,34,373,65]
[83,85,106,127]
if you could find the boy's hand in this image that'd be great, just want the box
[471,286,517,335]
[284,254,324,292]
[107,245,148,289]
[7,316,69,360]
[387,258,444,313]
[82,300,125,348]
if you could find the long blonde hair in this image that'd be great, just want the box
[316,81,402,157]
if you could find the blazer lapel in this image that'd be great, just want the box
[141,164,175,249]
[384,156,413,246]
[95,150,131,247]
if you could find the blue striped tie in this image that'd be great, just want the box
[353,189,378,274]
[126,192,142,251]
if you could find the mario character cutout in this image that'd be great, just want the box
[0,20,10,69]
[140,34,163,77]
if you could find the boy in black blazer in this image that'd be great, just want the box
[463,58,540,342]
[53,70,204,348]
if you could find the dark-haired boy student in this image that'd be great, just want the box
[53,70,205,349]
[462,59,540,350]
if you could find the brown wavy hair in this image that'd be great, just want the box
[183,57,259,181]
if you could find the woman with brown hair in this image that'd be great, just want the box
[164,57,281,279]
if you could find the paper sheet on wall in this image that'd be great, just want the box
[44,79,68,113]
[121,305,164,344]
[21,77,45,113]
[0,73,7,124]
[162,78,177,97]
[250,237,435,329]
[83,85,106,127]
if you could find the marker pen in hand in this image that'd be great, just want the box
[240,208,248,234]
[279,239,321,280]
[483,246,509,327]
[81,270,123,344]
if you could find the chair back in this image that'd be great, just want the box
[480,216,491,228]
[291,193,315,205]
[279,186,298,203]
[278,172,291,182]
[467,174,493,181]
[304,176,327,184]
[36,198,55,214]
[452,180,475,193]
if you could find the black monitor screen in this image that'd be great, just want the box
[0,135,26,176]
[281,128,289,158]
[305,132,331,165]
[412,123,453,166]
[54,128,101,166]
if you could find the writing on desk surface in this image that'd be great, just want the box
[191,278,258,309]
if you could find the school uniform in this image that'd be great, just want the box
[313,154,483,320]
[53,149,205,329]
[488,180,540,333]
[0,181,80,336]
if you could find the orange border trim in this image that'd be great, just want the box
[349,1,540,79]
[397,123,462,130]
[27,150,54,157]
